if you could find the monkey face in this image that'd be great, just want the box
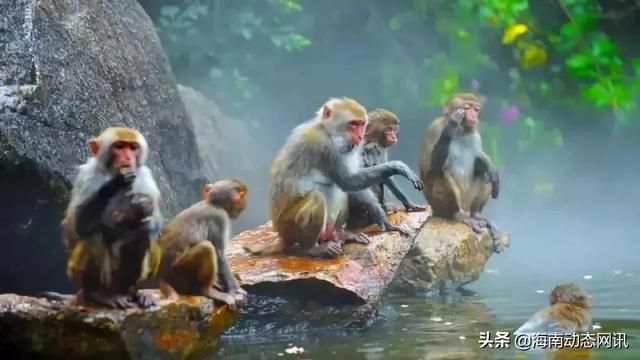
[382,126,398,147]
[111,141,140,170]
[346,119,366,145]
[462,102,481,129]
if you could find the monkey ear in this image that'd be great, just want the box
[88,138,100,156]
[322,105,332,120]
[202,183,214,199]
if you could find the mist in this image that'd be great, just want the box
[147,1,640,282]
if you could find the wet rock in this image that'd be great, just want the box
[389,217,510,296]
[0,0,205,294]
[227,210,430,306]
[0,291,236,360]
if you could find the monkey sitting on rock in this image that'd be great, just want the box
[244,97,424,258]
[419,93,506,252]
[347,108,427,229]
[156,179,249,310]
[41,127,163,309]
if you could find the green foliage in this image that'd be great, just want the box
[155,0,311,113]
[151,0,639,189]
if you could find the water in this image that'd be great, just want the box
[215,267,640,359]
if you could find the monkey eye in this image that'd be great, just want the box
[114,141,139,150]
[348,119,365,126]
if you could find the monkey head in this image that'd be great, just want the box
[318,97,368,149]
[88,127,149,174]
[444,93,482,131]
[549,283,591,309]
[366,108,400,148]
[203,179,248,219]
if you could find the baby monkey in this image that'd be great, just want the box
[157,179,248,309]
[515,283,592,335]
[359,109,427,213]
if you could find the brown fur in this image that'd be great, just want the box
[157,179,248,308]
[419,94,492,219]
[517,283,592,334]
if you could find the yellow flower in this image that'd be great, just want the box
[520,41,548,68]
[502,23,528,44]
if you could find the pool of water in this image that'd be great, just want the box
[215,266,640,359]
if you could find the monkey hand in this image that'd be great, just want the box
[131,193,154,218]
[231,287,248,307]
[448,108,466,125]
[489,168,500,199]
[388,161,423,191]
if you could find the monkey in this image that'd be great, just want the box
[419,93,502,245]
[243,97,423,258]
[43,127,163,309]
[156,179,248,310]
[357,108,428,214]
[515,283,592,335]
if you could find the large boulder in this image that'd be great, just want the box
[0,0,205,294]
[176,85,269,232]
[389,217,510,295]
[0,291,236,360]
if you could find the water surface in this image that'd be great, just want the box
[216,266,640,359]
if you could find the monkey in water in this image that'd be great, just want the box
[244,98,423,258]
[515,283,592,335]
[157,179,248,309]
[419,93,502,245]
[43,127,163,309]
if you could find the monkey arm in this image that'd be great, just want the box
[75,178,125,237]
[328,159,421,192]
[473,155,500,199]
[383,177,412,206]
[207,215,241,292]
[430,136,452,175]
[428,116,459,175]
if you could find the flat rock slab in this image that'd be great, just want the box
[0,290,236,360]
[227,210,430,306]
[389,217,510,295]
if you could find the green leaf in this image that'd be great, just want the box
[551,128,564,147]
[565,53,591,71]
[289,34,311,50]
[523,116,535,128]
[389,16,402,31]
[160,6,180,19]
[581,82,612,106]
[590,33,617,57]
[560,23,579,38]
[632,58,640,76]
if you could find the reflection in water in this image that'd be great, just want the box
[216,268,640,359]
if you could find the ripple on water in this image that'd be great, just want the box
[216,269,640,359]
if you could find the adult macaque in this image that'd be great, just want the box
[359,108,427,213]
[515,283,592,334]
[244,98,423,258]
[50,127,163,309]
[419,93,502,245]
[156,179,248,310]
